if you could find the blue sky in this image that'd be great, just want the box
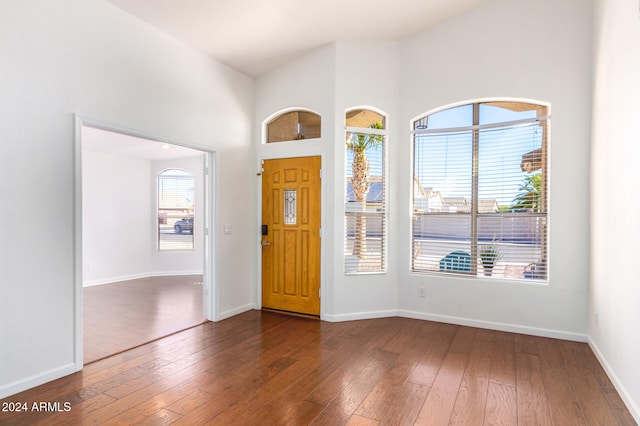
[414,104,542,206]
[345,104,544,206]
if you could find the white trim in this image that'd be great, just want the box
[73,116,84,370]
[218,304,258,321]
[204,151,217,321]
[411,115,551,135]
[345,125,387,136]
[0,363,77,400]
[344,106,389,276]
[588,339,640,424]
[399,310,587,342]
[409,97,552,128]
[74,114,218,370]
[82,271,204,287]
[323,309,587,342]
[151,270,203,277]
[323,310,400,322]
[83,273,149,287]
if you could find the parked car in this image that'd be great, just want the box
[174,217,193,234]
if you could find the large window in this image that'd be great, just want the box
[412,101,549,281]
[345,108,387,274]
[158,169,194,251]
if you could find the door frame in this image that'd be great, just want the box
[256,152,326,320]
[73,115,218,368]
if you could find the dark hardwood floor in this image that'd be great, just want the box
[83,275,206,363]
[1,311,635,425]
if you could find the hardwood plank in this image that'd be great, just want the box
[370,381,430,425]
[83,275,206,363]
[515,353,552,426]
[140,408,182,425]
[484,382,517,426]
[450,337,493,425]
[406,323,458,387]
[535,337,585,425]
[0,312,636,426]
[489,331,517,387]
[353,320,442,424]
[304,318,404,406]
[560,341,635,425]
[308,349,399,425]
[415,351,469,425]
[346,414,381,425]
[354,357,425,423]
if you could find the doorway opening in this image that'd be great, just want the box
[76,120,215,364]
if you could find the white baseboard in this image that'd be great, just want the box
[0,363,78,400]
[322,310,399,322]
[83,271,203,287]
[399,310,588,342]
[322,309,587,342]
[151,270,203,278]
[588,339,640,424]
[217,304,257,321]
[83,272,149,287]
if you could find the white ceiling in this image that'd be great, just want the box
[82,126,205,161]
[106,0,492,77]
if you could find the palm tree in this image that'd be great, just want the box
[511,173,542,212]
[346,121,384,258]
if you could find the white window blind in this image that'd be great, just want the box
[412,102,548,281]
[158,169,194,251]
[344,109,387,274]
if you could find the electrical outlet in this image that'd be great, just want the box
[418,286,426,298]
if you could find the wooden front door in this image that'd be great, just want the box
[261,156,321,316]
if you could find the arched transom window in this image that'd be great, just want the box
[266,109,321,143]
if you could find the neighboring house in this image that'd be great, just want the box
[414,178,499,213]
[413,177,451,212]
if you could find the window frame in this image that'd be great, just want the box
[157,168,195,252]
[411,100,549,281]
[344,108,388,275]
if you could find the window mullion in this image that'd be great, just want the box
[470,103,480,275]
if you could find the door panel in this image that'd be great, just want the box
[262,156,321,315]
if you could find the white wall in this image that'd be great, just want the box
[252,0,594,340]
[81,151,205,285]
[0,0,253,398]
[253,42,401,319]
[330,41,400,318]
[82,150,152,284]
[590,0,640,420]
[396,0,593,339]
[253,44,336,315]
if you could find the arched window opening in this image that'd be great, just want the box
[266,110,321,143]
[346,109,385,128]
[158,169,194,251]
[412,100,549,281]
[345,108,387,274]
